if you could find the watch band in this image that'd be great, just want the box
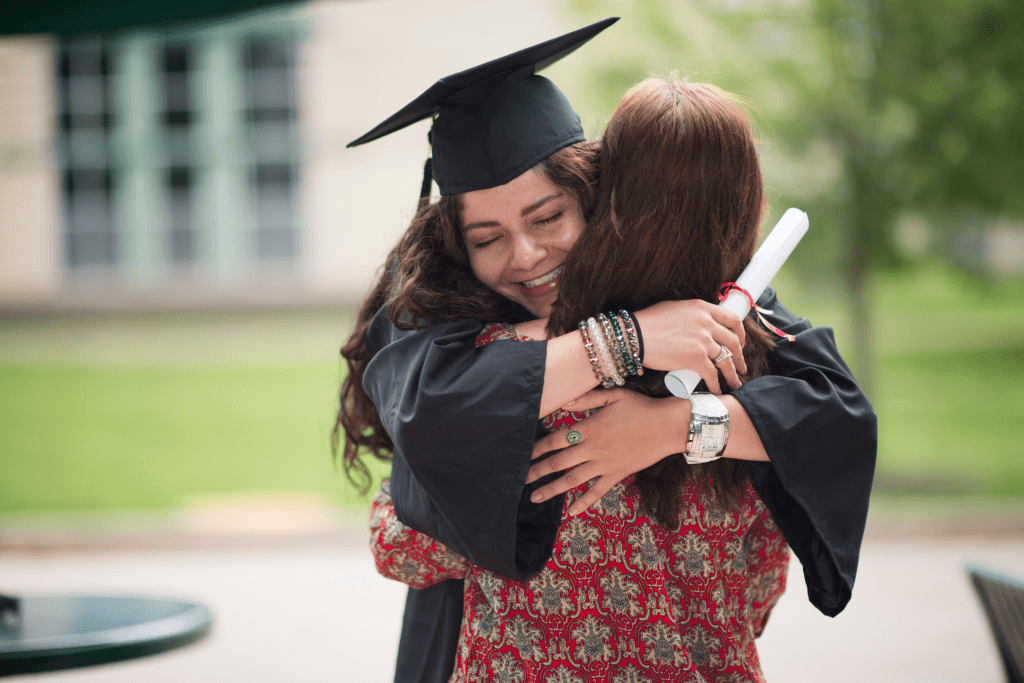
[684,392,730,465]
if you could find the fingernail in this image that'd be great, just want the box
[531,492,542,503]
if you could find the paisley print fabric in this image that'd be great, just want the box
[370,323,790,682]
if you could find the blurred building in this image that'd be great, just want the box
[0,0,568,310]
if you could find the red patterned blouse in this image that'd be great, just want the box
[370,323,790,683]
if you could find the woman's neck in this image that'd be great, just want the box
[514,317,549,340]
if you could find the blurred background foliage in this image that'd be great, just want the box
[562,0,1024,392]
[1,0,1022,515]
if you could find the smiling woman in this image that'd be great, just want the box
[461,170,584,317]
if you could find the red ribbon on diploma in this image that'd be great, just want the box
[717,282,796,342]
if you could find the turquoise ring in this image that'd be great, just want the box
[566,430,582,446]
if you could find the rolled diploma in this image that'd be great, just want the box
[664,208,809,398]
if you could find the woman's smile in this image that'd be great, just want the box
[516,265,563,297]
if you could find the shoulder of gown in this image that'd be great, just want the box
[364,306,562,581]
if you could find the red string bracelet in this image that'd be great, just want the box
[718,282,796,342]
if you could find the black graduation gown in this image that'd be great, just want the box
[364,287,876,681]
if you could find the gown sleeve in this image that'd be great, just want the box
[364,308,564,583]
[733,286,877,617]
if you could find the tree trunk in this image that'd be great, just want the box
[845,235,874,398]
[845,163,874,398]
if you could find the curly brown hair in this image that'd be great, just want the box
[333,141,601,492]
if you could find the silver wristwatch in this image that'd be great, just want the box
[683,392,730,465]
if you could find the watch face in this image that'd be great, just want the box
[697,424,726,452]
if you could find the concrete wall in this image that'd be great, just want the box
[0,35,61,305]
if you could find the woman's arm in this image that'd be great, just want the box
[362,287,875,616]
[525,390,767,516]
[524,286,876,615]
[534,298,748,417]
[370,482,471,589]
[362,299,748,581]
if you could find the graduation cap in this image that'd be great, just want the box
[347,17,619,197]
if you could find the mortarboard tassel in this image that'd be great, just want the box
[418,156,433,210]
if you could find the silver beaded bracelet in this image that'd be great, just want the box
[587,316,624,387]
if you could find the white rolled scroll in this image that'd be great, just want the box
[664,208,809,398]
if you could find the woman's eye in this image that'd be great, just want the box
[474,236,499,249]
[537,211,564,225]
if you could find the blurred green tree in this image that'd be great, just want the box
[561,0,1024,394]
[810,0,1024,393]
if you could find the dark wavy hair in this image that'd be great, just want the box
[333,141,601,492]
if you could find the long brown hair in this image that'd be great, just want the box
[334,142,601,492]
[547,77,776,528]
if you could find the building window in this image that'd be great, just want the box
[54,13,303,286]
[244,37,299,263]
[161,42,199,265]
[57,38,118,269]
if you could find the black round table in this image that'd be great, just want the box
[0,594,212,676]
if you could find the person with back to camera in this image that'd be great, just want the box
[337,18,876,683]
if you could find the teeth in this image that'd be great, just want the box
[522,266,563,288]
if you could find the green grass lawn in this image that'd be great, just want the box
[873,346,1024,494]
[1,266,1022,514]
[0,362,389,512]
[0,307,391,514]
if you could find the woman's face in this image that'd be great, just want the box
[460,169,585,318]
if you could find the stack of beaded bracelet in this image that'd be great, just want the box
[577,311,644,388]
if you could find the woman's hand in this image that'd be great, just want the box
[633,300,746,393]
[526,388,691,516]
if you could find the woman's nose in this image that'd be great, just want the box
[508,233,545,272]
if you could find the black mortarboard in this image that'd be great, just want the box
[347,17,618,197]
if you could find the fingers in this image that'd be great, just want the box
[562,387,626,413]
[705,334,741,392]
[715,354,742,391]
[706,330,746,380]
[707,306,747,376]
[529,466,616,516]
[527,436,586,482]
[532,427,580,461]
[529,461,599,503]
[699,357,723,394]
[709,304,746,350]
[566,478,615,517]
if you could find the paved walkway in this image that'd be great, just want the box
[2,528,1021,682]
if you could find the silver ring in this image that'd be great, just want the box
[712,345,733,364]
